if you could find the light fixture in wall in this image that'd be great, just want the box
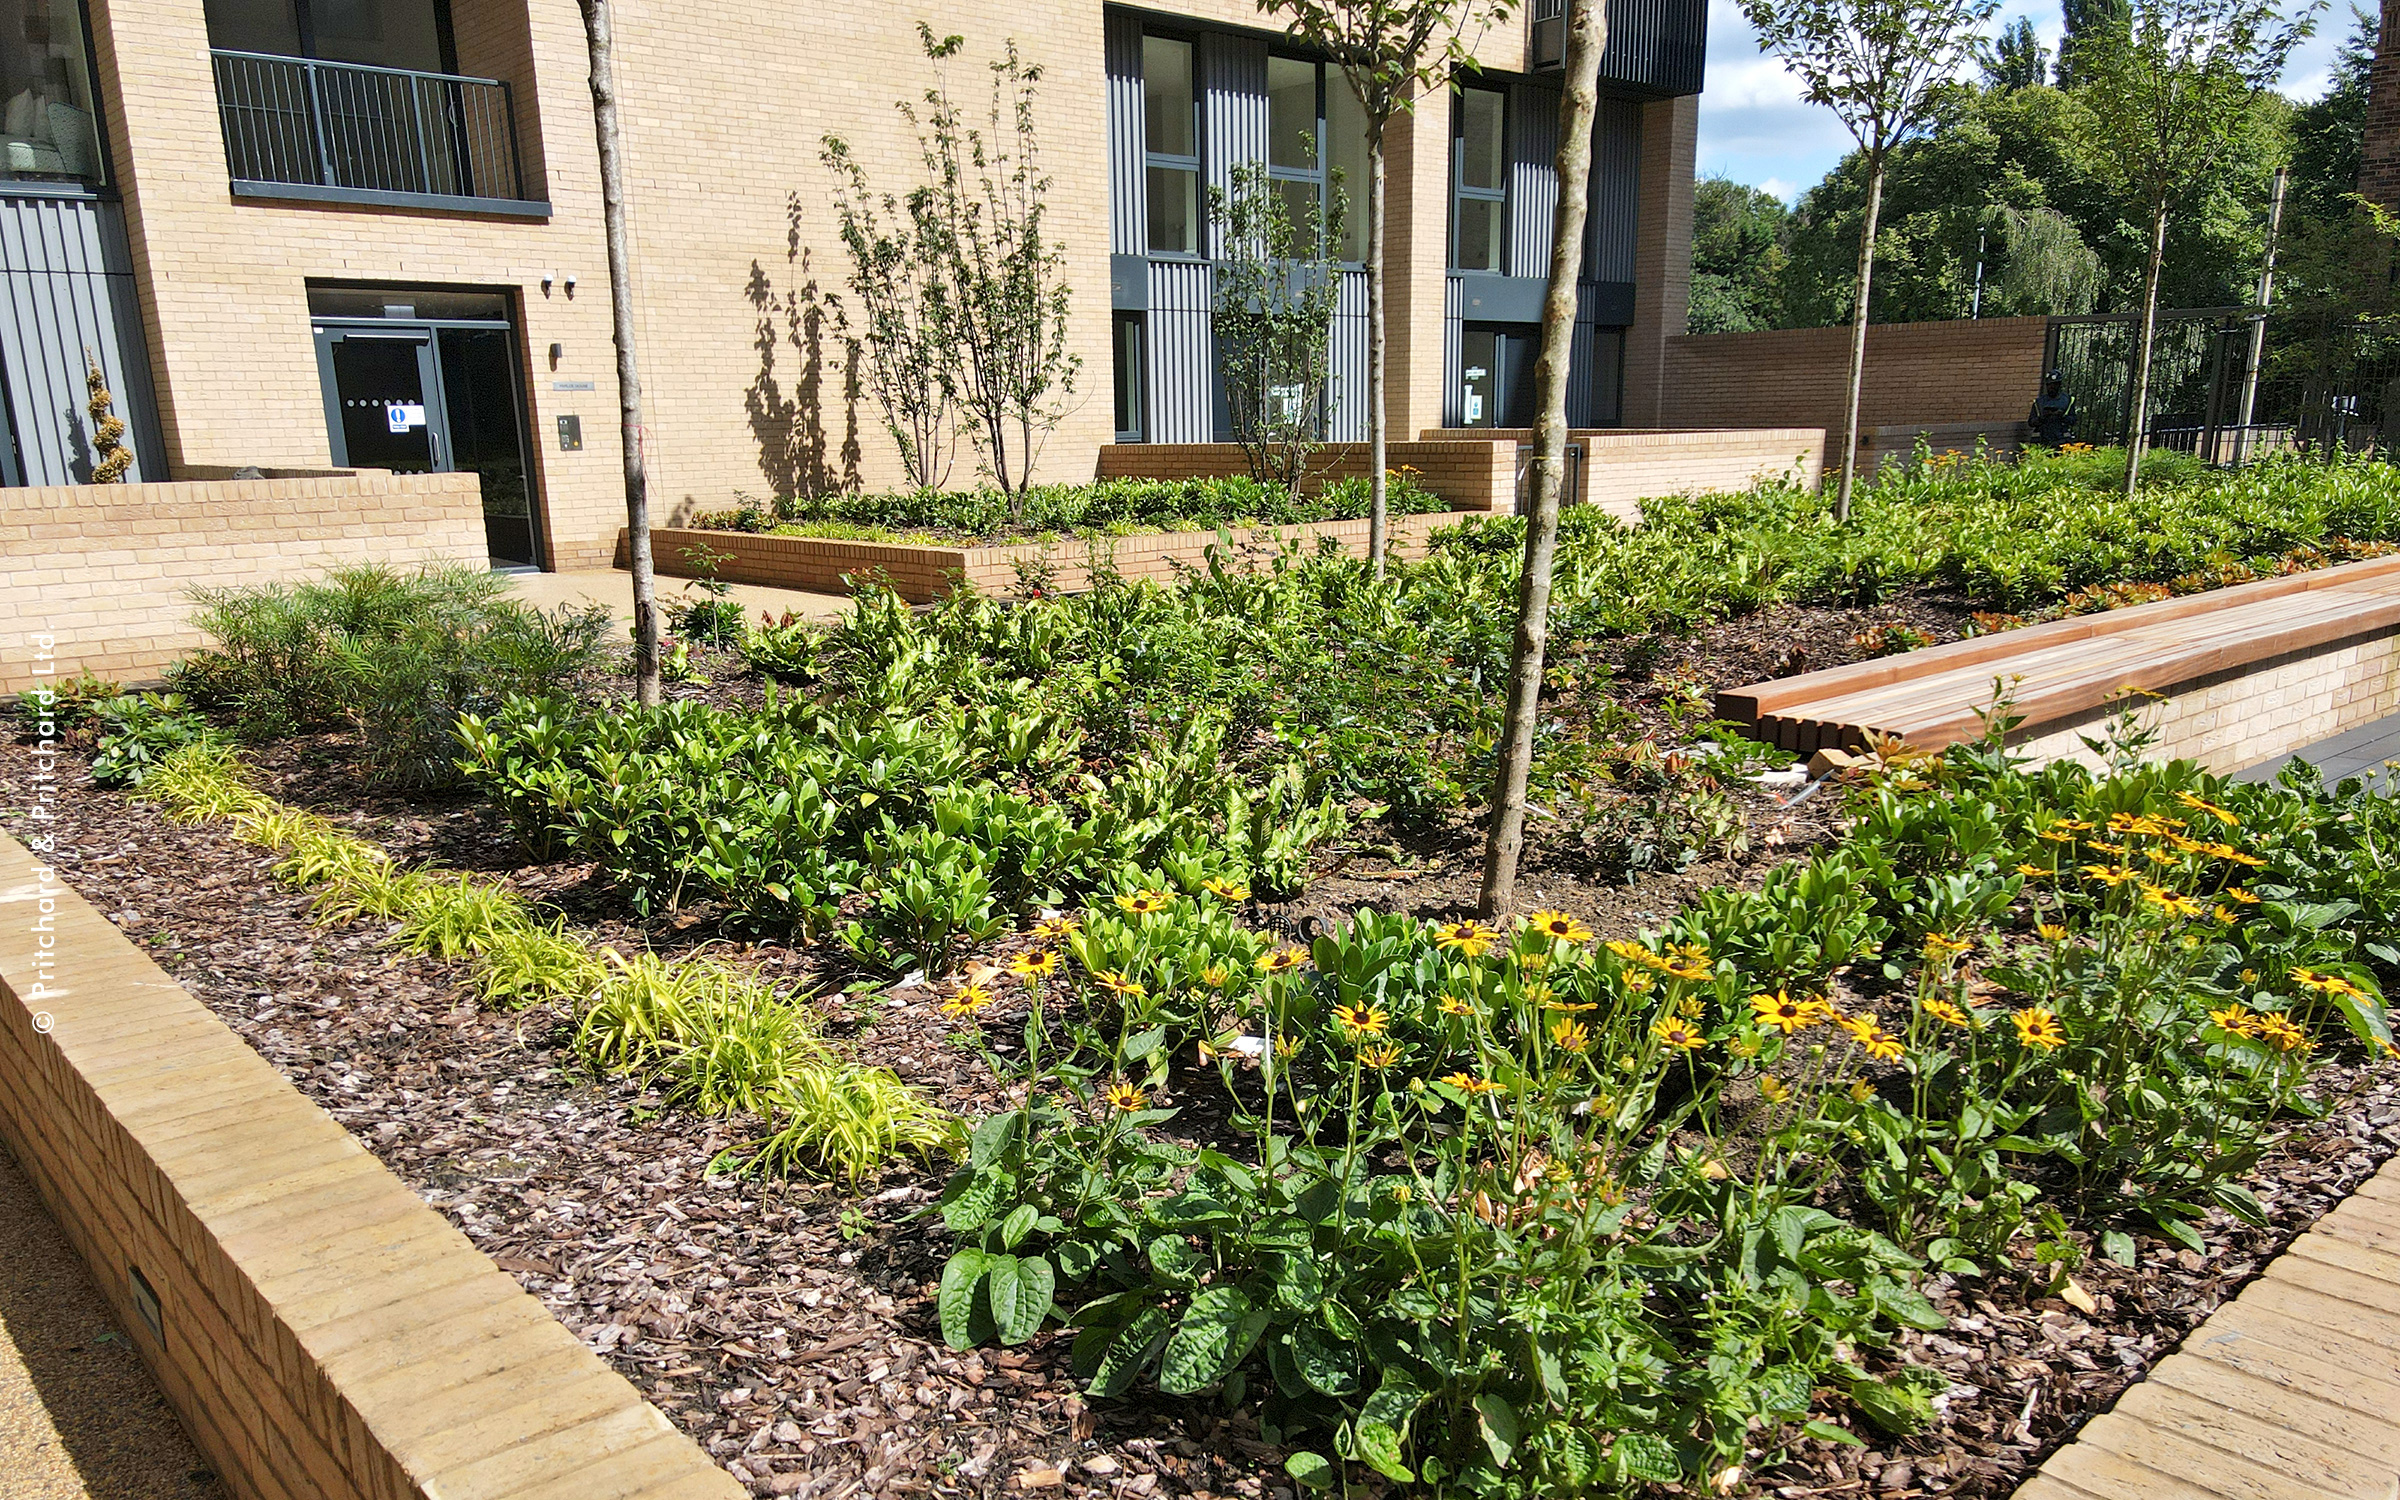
[541,270,557,294]
[548,342,563,369]
[563,272,578,297]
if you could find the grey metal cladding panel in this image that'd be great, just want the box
[1567,284,1599,426]
[1106,10,1145,257]
[1598,0,1707,96]
[1146,259,1214,443]
[1199,31,1264,259]
[0,194,160,484]
[1508,81,1560,280]
[1327,267,1367,441]
[1583,97,1640,284]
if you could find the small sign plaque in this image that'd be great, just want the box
[384,402,427,433]
[551,380,596,391]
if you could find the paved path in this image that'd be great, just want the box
[0,1143,222,1500]
[506,567,852,635]
[2235,706,2400,793]
[2015,1151,2400,1500]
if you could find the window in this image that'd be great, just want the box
[1143,35,1199,256]
[1451,86,1506,272]
[1264,56,1369,264]
[1113,313,1145,440]
[1325,73,1369,263]
[0,0,105,186]
[204,0,455,72]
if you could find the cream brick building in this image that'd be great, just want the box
[3,0,1700,573]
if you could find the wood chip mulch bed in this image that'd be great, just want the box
[7,591,2398,1500]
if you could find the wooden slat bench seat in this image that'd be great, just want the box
[1716,554,2400,764]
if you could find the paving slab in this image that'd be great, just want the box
[2015,1150,2400,1500]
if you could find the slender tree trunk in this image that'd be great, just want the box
[1836,154,1885,522]
[1479,0,1606,919]
[578,0,659,706]
[1366,119,1389,579]
[2123,196,2170,499]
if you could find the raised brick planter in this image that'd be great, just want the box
[0,831,742,1500]
[623,508,1472,604]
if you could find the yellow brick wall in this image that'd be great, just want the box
[87,0,1670,576]
[0,472,486,693]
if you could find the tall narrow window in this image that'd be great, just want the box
[1143,35,1199,256]
[1113,313,1146,440]
[1266,55,1323,237]
[1326,73,1369,263]
[1451,86,1506,272]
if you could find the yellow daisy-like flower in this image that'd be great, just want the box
[1848,1080,1877,1104]
[2254,1012,2311,1054]
[1520,953,1551,973]
[1652,1018,1707,1052]
[1621,968,1655,994]
[2036,922,2070,943]
[1031,915,1079,941]
[2011,1007,2067,1050]
[2036,828,2077,845]
[1542,999,1599,1014]
[1662,958,1716,983]
[1858,1028,1905,1062]
[1604,939,1663,969]
[1527,909,1595,944]
[1435,919,1501,957]
[1199,964,1230,988]
[1923,997,1974,1029]
[1923,931,1973,958]
[1091,969,1146,998]
[2086,839,2126,856]
[1200,877,1251,902]
[1439,1071,1501,1094]
[2081,864,2140,887]
[2015,862,2051,879]
[1357,1042,1402,1069]
[2207,1005,2258,1037]
[1550,1017,1593,1053]
[2052,818,2095,832]
[2291,967,2364,999]
[1115,889,1174,915]
[1257,946,1308,974]
[1749,990,1820,1034]
[1103,1081,1149,1112]
[2193,840,2265,868]
[942,982,995,1017]
[2109,813,2171,838]
[2223,887,2261,905]
[1008,950,1060,978]
[1436,994,1479,1017]
[1757,1075,1790,1103]
[2176,791,2240,827]
[2144,888,2206,920]
[1333,1003,1389,1037]
[2212,904,2240,925]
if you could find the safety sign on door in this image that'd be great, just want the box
[386,402,428,433]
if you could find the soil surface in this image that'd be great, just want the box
[9,589,2398,1500]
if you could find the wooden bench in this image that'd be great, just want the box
[1716,553,2400,758]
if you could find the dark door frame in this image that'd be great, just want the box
[311,308,543,569]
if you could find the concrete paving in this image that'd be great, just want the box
[2235,706,2400,793]
[0,1143,222,1500]
[505,567,853,635]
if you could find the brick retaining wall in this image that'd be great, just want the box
[0,830,742,1500]
[0,471,487,693]
[629,509,1471,604]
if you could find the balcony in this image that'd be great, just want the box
[1530,0,1708,98]
[209,50,549,217]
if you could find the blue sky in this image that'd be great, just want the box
[1696,0,2359,200]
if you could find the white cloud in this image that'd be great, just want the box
[1693,0,2343,198]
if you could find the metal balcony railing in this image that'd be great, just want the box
[1529,0,1708,98]
[210,49,534,209]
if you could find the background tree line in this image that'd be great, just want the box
[1688,3,2375,332]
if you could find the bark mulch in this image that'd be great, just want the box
[6,589,2395,1499]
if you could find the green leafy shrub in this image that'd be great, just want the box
[87,693,210,787]
[175,565,611,786]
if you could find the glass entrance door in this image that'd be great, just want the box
[1458,322,1539,429]
[314,304,540,568]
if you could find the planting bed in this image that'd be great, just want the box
[23,452,2400,1500]
[11,581,2400,1500]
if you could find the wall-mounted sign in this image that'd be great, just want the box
[551,380,595,392]
[384,402,427,433]
[1465,393,1484,423]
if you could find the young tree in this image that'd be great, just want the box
[1478,0,1604,917]
[1209,161,1348,494]
[577,0,660,705]
[1742,0,1996,519]
[905,27,1079,511]
[2077,0,2314,497]
[821,135,959,491]
[1257,0,1517,576]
